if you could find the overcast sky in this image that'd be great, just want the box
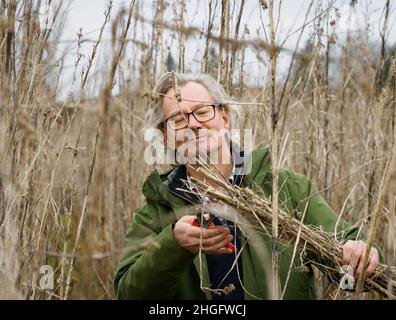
[58,0,396,99]
[63,1,395,40]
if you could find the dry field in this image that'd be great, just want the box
[0,0,395,299]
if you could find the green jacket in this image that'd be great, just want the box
[114,147,366,300]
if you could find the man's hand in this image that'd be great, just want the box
[342,240,379,279]
[173,215,234,254]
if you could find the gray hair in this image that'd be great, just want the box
[145,72,236,129]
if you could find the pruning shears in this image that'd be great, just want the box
[191,208,237,253]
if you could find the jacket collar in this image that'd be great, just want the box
[165,165,201,204]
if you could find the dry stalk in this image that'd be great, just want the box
[228,0,245,93]
[63,124,100,300]
[268,0,281,300]
[202,0,218,73]
[219,0,230,87]
[80,0,113,97]
[177,0,185,73]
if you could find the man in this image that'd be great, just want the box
[114,72,380,299]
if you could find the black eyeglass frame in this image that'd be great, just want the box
[161,104,223,130]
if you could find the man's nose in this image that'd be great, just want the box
[187,113,202,129]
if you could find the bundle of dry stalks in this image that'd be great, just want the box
[187,161,396,299]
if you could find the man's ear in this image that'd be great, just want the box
[222,110,230,129]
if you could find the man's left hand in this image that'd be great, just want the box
[342,240,379,279]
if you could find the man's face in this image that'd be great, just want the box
[161,81,231,164]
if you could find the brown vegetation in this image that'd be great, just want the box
[0,0,395,299]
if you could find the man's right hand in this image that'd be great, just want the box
[172,215,234,254]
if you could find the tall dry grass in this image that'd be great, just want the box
[0,0,395,299]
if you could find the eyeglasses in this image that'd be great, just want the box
[162,104,222,130]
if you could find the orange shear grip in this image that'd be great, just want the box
[191,219,237,253]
